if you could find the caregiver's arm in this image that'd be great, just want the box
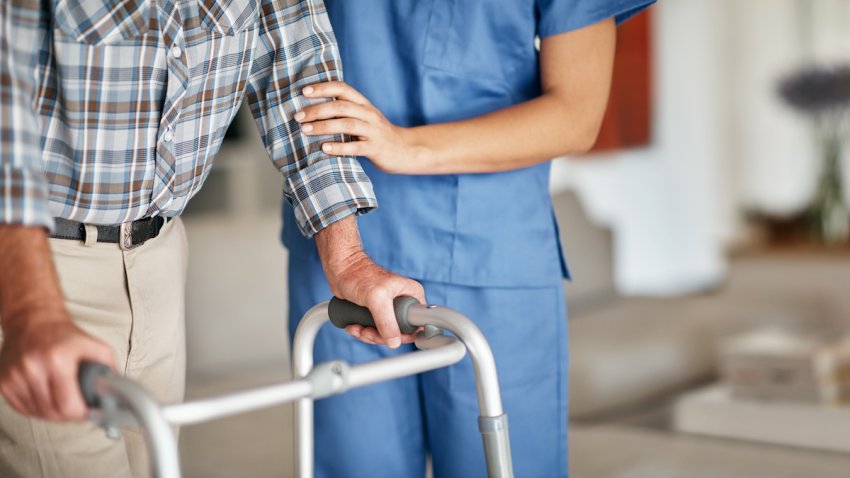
[296,18,616,174]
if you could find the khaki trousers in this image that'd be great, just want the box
[0,218,188,478]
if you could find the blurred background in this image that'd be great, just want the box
[175,1,850,476]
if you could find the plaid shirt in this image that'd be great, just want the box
[0,0,376,237]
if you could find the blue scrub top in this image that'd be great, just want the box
[282,0,655,287]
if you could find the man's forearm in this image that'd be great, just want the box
[0,226,68,332]
[313,215,366,288]
[0,225,115,421]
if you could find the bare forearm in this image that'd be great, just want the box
[405,21,616,174]
[405,94,604,174]
[297,19,616,176]
[0,226,67,331]
[314,215,365,287]
[0,226,115,421]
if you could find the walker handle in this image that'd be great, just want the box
[328,296,420,334]
[78,362,113,408]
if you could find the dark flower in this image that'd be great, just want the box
[778,65,850,115]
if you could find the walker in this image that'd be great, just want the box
[81,297,514,477]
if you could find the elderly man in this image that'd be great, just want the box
[0,1,423,476]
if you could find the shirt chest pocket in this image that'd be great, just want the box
[53,0,154,45]
[422,0,531,82]
[197,0,259,36]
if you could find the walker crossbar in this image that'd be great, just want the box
[81,299,514,478]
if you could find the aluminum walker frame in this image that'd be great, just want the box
[81,298,514,477]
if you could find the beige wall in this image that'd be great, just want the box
[183,214,289,376]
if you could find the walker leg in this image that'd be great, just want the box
[479,414,513,478]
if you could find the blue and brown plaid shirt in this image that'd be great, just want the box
[0,0,376,237]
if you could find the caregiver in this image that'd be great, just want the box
[283,0,655,476]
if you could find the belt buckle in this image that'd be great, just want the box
[119,222,142,251]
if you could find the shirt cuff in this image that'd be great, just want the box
[0,165,55,231]
[284,156,378,238]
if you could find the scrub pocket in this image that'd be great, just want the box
[421,0,529,82]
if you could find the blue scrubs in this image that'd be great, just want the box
[283,1,654,476]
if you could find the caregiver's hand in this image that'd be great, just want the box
[297,81,420,174]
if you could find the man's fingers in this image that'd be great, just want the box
[359,328,383,345]
[345,325,363,339]
[49,338,115,421]
[365,293,402,349]
[0,321,115,422]
[0,383,29,416]
[364,278,425,348]
[79,341,118,371]
[399,333,417,345]
[50,364,87,421]
[351,326,382,345]
[303,81,371,106]
[394,277,427,306]
[356,328,415,346]
[0,377,36,416]
[347,325,382,344]
[10,370,39,416]
[409,284,427,306]
[21,360,60,420]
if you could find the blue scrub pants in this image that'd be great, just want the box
[288,254,569,478]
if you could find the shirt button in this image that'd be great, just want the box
[163,128,174,142]
[171,45,182,59]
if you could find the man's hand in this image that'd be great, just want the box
[0,226,116,421]
[0,319,115,421]
[314,217,425,348]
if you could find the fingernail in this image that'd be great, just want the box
[303,86,314,95]
[323,144,333,152]
[302,123,313,132]
[388,337,401,349]
[294,111,305,121]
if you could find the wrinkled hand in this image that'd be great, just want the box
[325,250,426,348]
[297,81,419,174]
[0,318,115,421]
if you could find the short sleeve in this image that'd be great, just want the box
[537,0,656,38]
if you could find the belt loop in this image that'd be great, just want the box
[83,224,98,246]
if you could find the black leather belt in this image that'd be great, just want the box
[51,217,168,250]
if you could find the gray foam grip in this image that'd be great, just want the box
[78,362,111,408]
[328,296,420,334]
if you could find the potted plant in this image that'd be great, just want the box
[779,66,850,245]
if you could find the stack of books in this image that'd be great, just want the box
[674,327,850,452]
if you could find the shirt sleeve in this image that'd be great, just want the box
[245,0,377,239]
[0,2,53,230]
[537,0,656,38]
